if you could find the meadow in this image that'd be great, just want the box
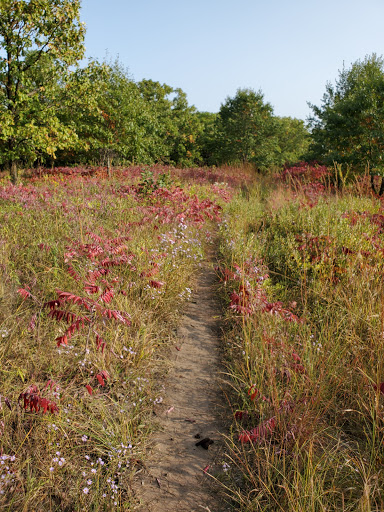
[218,164,384,511]
[1,163,384,511]
[0,165,243,510]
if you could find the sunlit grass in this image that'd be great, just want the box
[0,165,237,510]
[218,169,384,511]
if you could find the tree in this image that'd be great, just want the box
[0,0,85,181]
[274,116,311,166]
[59,59,153,170]
[136,79,202,166]
[166,88,203,166]
[59,67,203,169]
[193,111,218,166]
[308,54,384,185]
[215,88,278,170]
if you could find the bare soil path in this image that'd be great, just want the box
[134,258,231,512]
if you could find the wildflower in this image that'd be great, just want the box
[83,487,89,494]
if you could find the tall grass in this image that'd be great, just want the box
[0,166,238,510]
[218,167,384,511]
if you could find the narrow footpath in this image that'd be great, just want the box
[135,259,230,512]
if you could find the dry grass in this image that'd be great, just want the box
[217,167,384,511]
[0,166,239,511]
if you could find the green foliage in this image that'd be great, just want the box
[193,111,218,166]
[62,67,207,169]
[274,116,311,165]
[214,88,278,170]
[59,59,154,167]
[0,2,312,174]
[136,80,203,166]
[137,169,173,195]
[309,54,384,175]
[166,88,203,166]
[0,0,85,180]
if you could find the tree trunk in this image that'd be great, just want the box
[379,177,384,196]
[10,161,18,184]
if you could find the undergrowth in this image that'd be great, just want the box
[218,165,384,511]
[0,165,245,511]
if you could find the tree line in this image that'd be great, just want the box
[0,0,309,181]
[1,1,383,183]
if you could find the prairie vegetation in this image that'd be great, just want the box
[218,164,384,511]
[2,160,384,511]
[0,165,243,510]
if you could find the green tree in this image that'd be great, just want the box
[194,111,218,166]
[137,79,202,166]
[215,88,278,170]
[274,116,311,166]
[60,59,153,170]
[308,54,384,184]
[136,79,174,163]
[167,89,202,166]
[0,0,85,181]
[60,68,203,169]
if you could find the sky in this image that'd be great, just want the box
[80,0,384,121]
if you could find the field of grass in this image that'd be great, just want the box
[0,165,246,511]
[217,165,384,511]
[2,162,384,511]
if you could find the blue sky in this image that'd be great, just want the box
[80,0,384,121]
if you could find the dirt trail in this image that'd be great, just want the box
[135,260,230,512]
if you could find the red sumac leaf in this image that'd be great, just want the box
[84,284,100,295]
[99,370,110,381]
[85,385,93,395]
[292,352,301,363]
[56,335,68,347]
[248,385,259,401]
[67,265,81,282]
[5,397,11,410]
[96,334,103,350]
[96,374,105,387]
[149,280,164,289]
[44,299,61,310]
[17,288,31,300]
[235,410,248,420]
[291,363,306,374]
[372,382,384,395]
